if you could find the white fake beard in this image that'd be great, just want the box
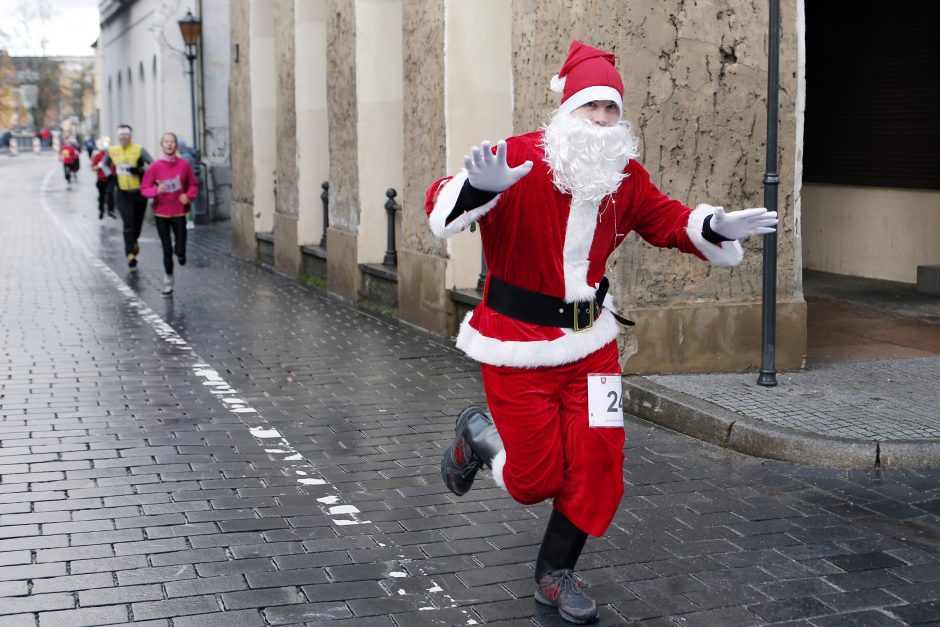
[541,110,640,204]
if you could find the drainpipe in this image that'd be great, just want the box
[757,0,780,387]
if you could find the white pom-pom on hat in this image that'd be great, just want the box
[549,74,566,93]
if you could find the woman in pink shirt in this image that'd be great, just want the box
[140,132,199,296]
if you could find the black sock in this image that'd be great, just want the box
[534,509,588,582]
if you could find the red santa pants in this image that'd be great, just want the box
[479,341,625,537]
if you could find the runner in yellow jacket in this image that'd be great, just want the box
[102,125,153,268]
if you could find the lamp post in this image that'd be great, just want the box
[757,0,780,387]
[177,10,201,157]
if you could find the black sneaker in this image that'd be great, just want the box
[441,406,488,496]
[178,255,186,266]
[127,253,137,269]
[535,569,598,624]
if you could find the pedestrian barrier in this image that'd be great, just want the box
[383,188,401,267]
[8,137,17,156]
[32,137,40,154]
[320,181,329,247]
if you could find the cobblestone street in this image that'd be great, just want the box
[4,153,940,625]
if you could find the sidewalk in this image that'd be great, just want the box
[624,272,940,469]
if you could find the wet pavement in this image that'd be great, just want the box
[4,152,940,626]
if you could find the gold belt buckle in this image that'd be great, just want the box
[573,300,595,333]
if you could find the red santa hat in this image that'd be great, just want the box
[550,40,624,116]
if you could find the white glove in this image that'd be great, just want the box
[710,206,778,240]
[464,140,533,193]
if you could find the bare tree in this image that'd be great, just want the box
[11,0,58,131]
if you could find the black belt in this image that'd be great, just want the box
[486,275,635,332]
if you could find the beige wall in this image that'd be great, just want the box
[250,0,277,234]
[355,0,404,265]
[443,0,513,290]
[295,0,330,247]
[803,184,940,284]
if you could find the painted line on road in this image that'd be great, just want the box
[38,167,372,529]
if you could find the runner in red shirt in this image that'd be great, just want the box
[59,140,80,186]
[91,147,117,219]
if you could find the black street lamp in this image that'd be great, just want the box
[177,9,201,156]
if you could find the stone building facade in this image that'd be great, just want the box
[97,0,232,219]
[229,0,810,374]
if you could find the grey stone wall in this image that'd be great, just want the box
[229,0,253,209]
[511,0,800,308]
[326,0,359,233]
[229,0,255,258]
[274,0,299,217]
[400,0,446,258]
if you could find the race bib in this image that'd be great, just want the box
[116,163,133,176]
[158,176,182,193]
[587,374,624,428]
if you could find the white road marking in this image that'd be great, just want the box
[38,167,372,529]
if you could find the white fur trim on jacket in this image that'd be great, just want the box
[563,198,602,302]
[490,449,507,490]
[686,204,745,266]
[455,308,621,368]
[428,170,500,239]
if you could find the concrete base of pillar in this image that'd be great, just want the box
[326,228,359,301]
[620,299,807,374]
[231,201,258,261]
[398,249,455,337]
[274,212,301,278]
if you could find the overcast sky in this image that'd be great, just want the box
[0,0,100,57]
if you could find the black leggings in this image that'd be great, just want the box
[96,178,115,215]
[155,216,187,275]
[116,189,148,255]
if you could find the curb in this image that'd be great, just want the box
[622,376,940,469]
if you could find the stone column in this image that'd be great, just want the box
[229,0,257,260]
[273,0,301,276]
[398,0,452,334]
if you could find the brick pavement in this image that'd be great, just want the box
[3,153,940,625]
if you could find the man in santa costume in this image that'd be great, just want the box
[426,40,776,624]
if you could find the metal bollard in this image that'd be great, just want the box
[9,137,17,156]
[382,188,401,267]
[477,252,487,292]
[32,137,40,154]
[319,181,329,248]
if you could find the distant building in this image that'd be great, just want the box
[97,0,231,220]
[4,56,95,134]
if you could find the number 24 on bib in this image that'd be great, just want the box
[587,374,624,428]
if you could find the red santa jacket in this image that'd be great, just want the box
[426,131,743,368]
